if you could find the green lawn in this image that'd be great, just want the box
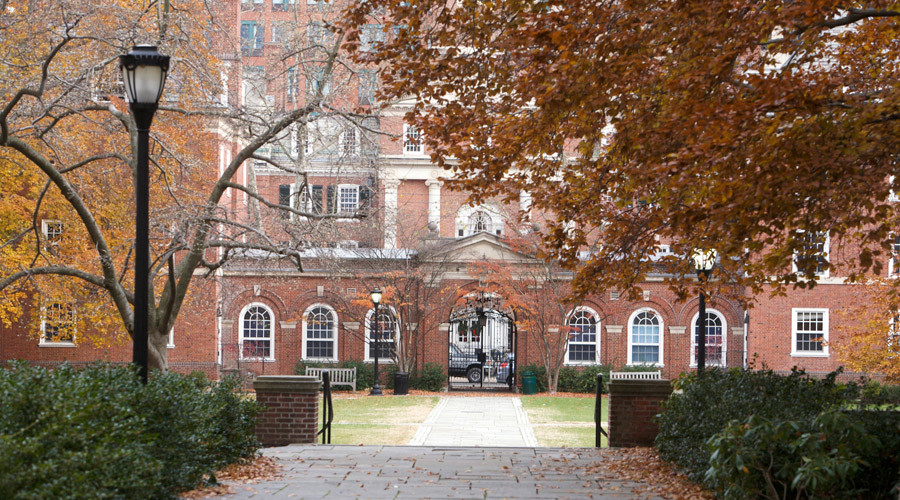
[311,395,608,447]
[317,395,440,445]
[521,396,609,447]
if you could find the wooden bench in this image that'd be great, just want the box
[610,371,661,380]
[305,367,357,392]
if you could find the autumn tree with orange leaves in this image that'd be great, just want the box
[0,0,377,371]
[831,285,900,383]
[342,1,900,301]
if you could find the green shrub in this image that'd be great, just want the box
[860,379,900,407]
[707,410,900,499]
[618,364,660,372]
[557,365,612,393]
[655,368,853,483]
[0,362,261,499]
[412,363,445,391]
[520,363,548,392]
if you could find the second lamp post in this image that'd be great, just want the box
[692,249,717,375]
[370,289,383,396]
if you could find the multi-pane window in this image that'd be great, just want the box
[469,211,491,234]
[286,66,299,103]
[341,127,358,156]
[358,70,377,106]
[40,303,75,345]
[794,231,829,277]
[241,304,273,359]
[273,0,295,11]
[567,308,599,363]
[240,21,264,57]
[792,309,828,356]
[41,220,63,253]
[306,21,324,48]
[360,24,385,52]
[629,310,662,365]
[338,185,359,214]
[367,308,397,360]
[303,305,336,360]
[403,124,422,154]
[692,311,726,367]
[307,66,331,96]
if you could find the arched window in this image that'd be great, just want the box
[628,309,663,366]
[303,304,337,361]
[469,211,492,234]
[691,310,727,367]
[456,205,502,237]
[240,304,274,360]
[366,307,399,361]
[566,307,600,364]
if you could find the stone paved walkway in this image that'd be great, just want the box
[409,396,538,447]
[223,445,664,499]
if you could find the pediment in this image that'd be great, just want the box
[423,233,536,264]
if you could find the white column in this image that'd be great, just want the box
[425,179,443,233]
[519,189,532,219]
[383,178,401,249]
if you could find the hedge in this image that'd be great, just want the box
[294,360,446,392]
[655,367,853,483]
[0,362,261,499]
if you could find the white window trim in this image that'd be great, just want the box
[41,219,63,239]
[689,309,727,367]
[39,303,76,347]
[626,308,664,367]
[239,303,275,361]
[564,306,601,365]
[301,303,338,361]
[791,308,830,357]
[792,231,830,279]
[167,329,175,349]
[364,306,399,363]
[337,184,360,215]
[402,123,423,155]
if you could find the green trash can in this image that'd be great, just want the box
[521,371,537,395]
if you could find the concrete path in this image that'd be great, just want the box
[224,445,664,499]
[409,396,538,447]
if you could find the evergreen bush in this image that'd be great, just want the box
[411,363,445,391]
[0,362,261,499]
[655,367,853,483]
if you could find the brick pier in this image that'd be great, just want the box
[253,375,321,447]
[608,379,673,447]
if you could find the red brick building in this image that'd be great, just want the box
[0,0,876,385]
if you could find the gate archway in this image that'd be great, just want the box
[447,291,517,391]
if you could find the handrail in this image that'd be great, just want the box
[316,370,333,444]
[595,373,608,447]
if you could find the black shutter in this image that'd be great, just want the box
[278,185,291,219]
[326,185,336,214]
[312,185,323,214]
[359,185,370,212]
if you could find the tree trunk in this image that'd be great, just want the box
[148,329,169,373]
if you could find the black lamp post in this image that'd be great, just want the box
[120,45,170,384]
[370,289,383,396]
[692,249,717,375]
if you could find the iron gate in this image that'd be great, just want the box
[447,292,517,391]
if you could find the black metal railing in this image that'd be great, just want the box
[595,373,608,447]
[316,370,333,444]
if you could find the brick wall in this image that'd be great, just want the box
[253,376,321,447]
[608,379,673,448]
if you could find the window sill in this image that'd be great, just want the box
[626,363,664,368]
[167,344,175,349]
[564,361,601,366]
[363,359,395,364]
[240,358,276,362]
[39,343,76,348]
[790,352,829,358]
[302,357,338,362]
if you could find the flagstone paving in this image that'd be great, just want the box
[223,445,664,499]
